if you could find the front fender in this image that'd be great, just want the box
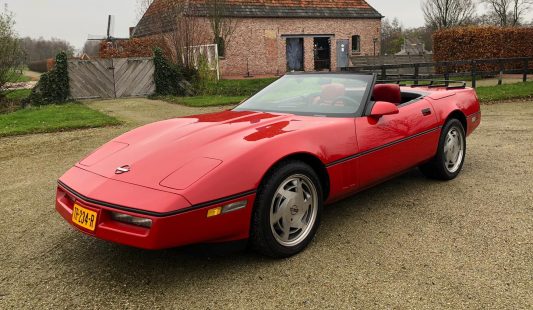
[181,117,358,205]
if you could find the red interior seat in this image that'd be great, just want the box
[314,83,346,106]
[373,84,401,105]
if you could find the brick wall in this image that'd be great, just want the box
[218,17,381,76]
[140,16,381,77]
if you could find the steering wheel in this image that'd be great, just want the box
[328,96,359,106]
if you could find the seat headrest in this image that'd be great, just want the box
[373,84,401,104]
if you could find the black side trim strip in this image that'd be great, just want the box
[57,180,256,218]
[326,126,442,168]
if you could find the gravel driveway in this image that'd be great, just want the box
[0,98,531,309]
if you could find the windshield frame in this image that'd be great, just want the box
[233,72,377,118]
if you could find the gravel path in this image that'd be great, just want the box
[0,98,531,309]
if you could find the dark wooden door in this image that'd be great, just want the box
[286,38,304,71]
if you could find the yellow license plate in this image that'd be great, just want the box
[72,204,98,231]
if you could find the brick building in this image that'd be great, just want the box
[134,0,383,77]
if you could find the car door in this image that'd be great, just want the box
[355,98,440,188]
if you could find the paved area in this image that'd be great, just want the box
[0,98,531,309]
[1,81,38,91]
[22,70,42,81]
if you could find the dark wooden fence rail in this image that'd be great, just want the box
[343,57,533,88]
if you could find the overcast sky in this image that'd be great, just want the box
[2,0,532,50]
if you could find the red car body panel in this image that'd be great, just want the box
[56,83,481,250]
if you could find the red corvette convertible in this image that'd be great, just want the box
[56,73,480,257]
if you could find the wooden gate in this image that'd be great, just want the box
[68,58,155,99]
[68,59,115,99]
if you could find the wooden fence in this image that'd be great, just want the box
[343,57,533,88]
[350,55,434,75]
[350,54,433,65]
[68,57,155,99]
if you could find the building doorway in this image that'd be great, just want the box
[314,37,331,71]
[286,38,304,71]
[336,39,350,69]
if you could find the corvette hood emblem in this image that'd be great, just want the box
[115,165,131,175]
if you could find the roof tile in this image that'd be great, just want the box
[135,0,382,37]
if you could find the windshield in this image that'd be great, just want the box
[234,74,374,117]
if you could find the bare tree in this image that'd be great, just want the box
[509,0,530,25]
[81,40,100,57]
[135,0,154,23]
[20,37,75,62]
[0,8,24,91]
[422,0,476,29]
[204,0,238,57]
[481,0,532,26]
[159,0,210,69]
[381,18,404,55]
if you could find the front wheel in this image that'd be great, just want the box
[420,119,466,180]
[250,161,323,258]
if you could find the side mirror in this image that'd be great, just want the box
[370,101,399,118]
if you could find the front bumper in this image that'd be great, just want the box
[55,169,255,250]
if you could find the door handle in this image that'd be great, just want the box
[422,108,432,116]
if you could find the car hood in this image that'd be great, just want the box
[76,110,307,192]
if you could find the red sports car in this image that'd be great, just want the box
[56,73,481,257]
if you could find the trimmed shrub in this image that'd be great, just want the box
[27,60,50,73]
[99,37,171,59]
[433,27,533,72]
[29,52,69,105]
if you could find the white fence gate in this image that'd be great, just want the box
[186,44,220,80]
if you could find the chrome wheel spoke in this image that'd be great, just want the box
[270,208,284,226]
[292,203,311,228]
[279,188,297,201]
[281,216,291,241]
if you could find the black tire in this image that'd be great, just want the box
[250,160,323,258]
[420,119,466,180]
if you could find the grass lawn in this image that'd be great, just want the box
[200,78,278,96]
[157,95,246,107]
[0,103,121,137]
[155,76,532,107]
[477,81,533,102]
[5,72,32,83]
[4,89,32,101]
[153,77,277,107]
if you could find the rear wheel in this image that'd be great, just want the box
[420,119,466,180]
[251,161,323,258]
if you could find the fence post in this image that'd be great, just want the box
[524,59,529,82]
[381,66,387,81]
[414,64,419,85]
[444,62,450,87]
[498,60,504,85]
[471,60,477,89]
